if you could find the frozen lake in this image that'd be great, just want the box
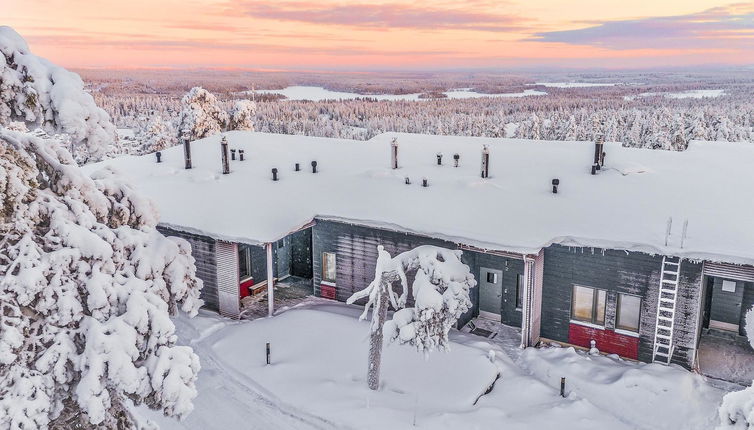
[625,89,725,100]
[252,86,546,101]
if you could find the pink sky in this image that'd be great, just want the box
[6,0,754,70]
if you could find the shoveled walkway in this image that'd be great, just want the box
[240,276,316,320]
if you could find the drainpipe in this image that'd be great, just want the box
[266,242,274,317]
[520,255,535,349]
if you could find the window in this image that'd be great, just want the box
[616,294,641,332]
[238,246,252,280]
[515,274,524,309]
[322,252,336,282]
[277,238,285,248]
[571,285,606,326]
[486,272,497,283]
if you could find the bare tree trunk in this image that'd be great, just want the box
[367,279,389,391]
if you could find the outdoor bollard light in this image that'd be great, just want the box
[560,377,566,397]
[155,151,162,163]
[266,342,271,365]
[231,148,236,160]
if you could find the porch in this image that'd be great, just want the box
[697,329,754,385]
[240,276,315,319]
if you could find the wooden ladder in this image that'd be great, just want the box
[652,256,682,364]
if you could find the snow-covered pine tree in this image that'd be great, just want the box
[0,128,203,429]
[0,26,117,162]
[347,245,475,390]
[228,100,257,131]
[716,306,754,430]
[141,116,176,154]
[178,87,228,141]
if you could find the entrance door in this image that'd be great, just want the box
[290,228,313,279]
[479,267,503,321]
[708,277,744,332]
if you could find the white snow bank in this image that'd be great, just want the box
[87,131,754,265]
[133,304,728,430]
[519,346,724,430]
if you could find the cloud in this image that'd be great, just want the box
[529,4,754,50]
[229,1,527,32]
[23,34,457,57]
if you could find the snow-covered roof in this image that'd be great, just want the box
[87,131,754,265]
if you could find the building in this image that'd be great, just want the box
[89,131,754,378]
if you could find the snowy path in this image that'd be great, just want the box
[133,311,345,430]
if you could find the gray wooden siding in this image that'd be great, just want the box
[541,244,702,368]
[312,219,525,328]
[156,226,219,311]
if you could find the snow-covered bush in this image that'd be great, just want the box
[178,87,228,141]
[0,128,203,429]
[717,305,754,429]
[347,245,475,390]
[0,26,117,162]
[228,99,256,131]
[141,116,176,154]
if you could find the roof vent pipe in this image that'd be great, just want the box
[552,178,560,194]
[436,152,443,165]
[231,148,236,161]
[272,168,279,181]
[481,145,490,179]
[239,149,245,161]
[155,151,162,163]
[311,161,318,173]
[183,137,192,169]
[453,153,460,167]
[391,138,399,169]
[221,136,230,175]
[422,177,429,187]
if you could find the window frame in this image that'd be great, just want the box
[616,293,642,333]
[238,245,252,281]
[322,252,337,283]
[570,285,607,327]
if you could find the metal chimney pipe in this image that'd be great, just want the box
[552,178,560,194]
[391,138,398,169]
[481,145,490,179]
[221,136,230,175]
[436,152,443,165]
[183,138,192,169]
[311,161,318,173]
[272,168,279,181]
[231,148,236,161]
[155,151,162,163]
[239,149,245,161]
[453,153,460,167]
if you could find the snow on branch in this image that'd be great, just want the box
[348,245,476,354]
[0,128,203,428]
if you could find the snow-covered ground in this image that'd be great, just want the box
[625,89,726,100]
[134,304,728,430]
[252,86,546,101]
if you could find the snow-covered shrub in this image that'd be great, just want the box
[178,87,228,141]
[0,26,117,162]
[228,99,256,131]
[717,305,754,429]
[141,116,176,154]
[0,128,203,429]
